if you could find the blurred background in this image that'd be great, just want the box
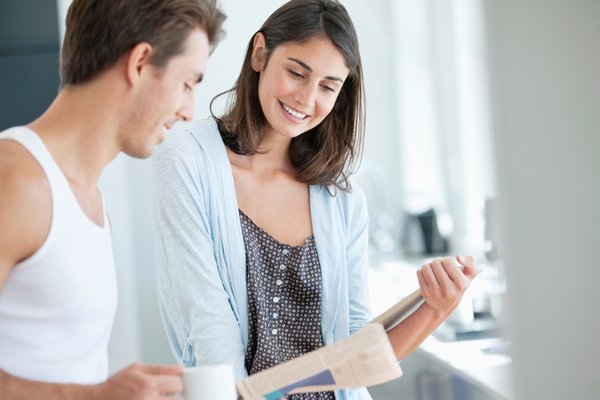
[1,0,599,399]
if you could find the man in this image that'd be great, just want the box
[0,0,225,398]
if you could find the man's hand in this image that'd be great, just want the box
[92,363,184,400]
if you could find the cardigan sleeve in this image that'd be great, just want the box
[345,184,373,335]
[151,131,247,378]
[340,184,375,400]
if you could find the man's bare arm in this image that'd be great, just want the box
[0,364,183,400]
[0,141,184,398]
[0,140,51,292]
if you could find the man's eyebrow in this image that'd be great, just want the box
[287,57,344,83]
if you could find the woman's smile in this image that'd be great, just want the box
[279,101,309,122]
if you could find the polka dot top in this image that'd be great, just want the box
[240,210,335,400]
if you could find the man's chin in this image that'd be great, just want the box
[124,149,153,160]
[122,142,155,159]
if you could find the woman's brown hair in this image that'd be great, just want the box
[212,0,365,192]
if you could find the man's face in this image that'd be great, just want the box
[121,28,211,158]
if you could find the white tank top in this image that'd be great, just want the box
[0,127,117,384]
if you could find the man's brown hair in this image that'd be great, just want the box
[61,0,226,86]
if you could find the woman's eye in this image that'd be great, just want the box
[288,69,303,78]
[321,84,336,93]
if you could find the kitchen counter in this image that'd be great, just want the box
[369,259,513,400]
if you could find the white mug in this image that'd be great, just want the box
[182,364,237,400]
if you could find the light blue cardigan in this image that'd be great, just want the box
[152,119,373,399]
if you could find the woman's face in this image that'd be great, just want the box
[252,34,350,141]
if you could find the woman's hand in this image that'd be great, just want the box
[416,255,478,318]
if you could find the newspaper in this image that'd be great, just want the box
[372,288,424,331]
[237,323,402,399]
[237,264,478,399]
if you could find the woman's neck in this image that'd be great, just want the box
[249,127,295,174]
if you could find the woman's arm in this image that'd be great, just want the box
[343,184,477,359]
[152,133,247,378]
[387,255,478,359]
[345,186,373,335]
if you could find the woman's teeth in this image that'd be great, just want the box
[282,103,307,119]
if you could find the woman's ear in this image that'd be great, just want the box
[251,32,267,72]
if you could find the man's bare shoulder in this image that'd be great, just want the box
[0,140,51,197]
[0,140,52,271]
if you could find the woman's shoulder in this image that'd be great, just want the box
[310,181,368,241]
[162,118,220,150]
[154,118,223,163]
[311,181,367,213]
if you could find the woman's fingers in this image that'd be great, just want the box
[417,256,478,315]
[432,258,456,297]
[457,254,479,278]
[419,260,440,289]
[442,257,468,291]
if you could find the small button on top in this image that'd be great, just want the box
[276,279,283,286]
[273,297,280,303]
[279,264,286,270]
[282,249,289,255]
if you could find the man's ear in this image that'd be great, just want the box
[251,32,267,72]
[125,42,154,86]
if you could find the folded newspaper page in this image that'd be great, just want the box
[237,323,401,400]
[372,288,424,331]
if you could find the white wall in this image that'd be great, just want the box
[485,1,600,399]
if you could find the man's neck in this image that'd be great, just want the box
[27,80,126,190]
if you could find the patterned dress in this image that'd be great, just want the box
[240,210,336,400]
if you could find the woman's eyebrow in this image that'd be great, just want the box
[287,57,344,83]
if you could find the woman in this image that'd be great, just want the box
[152,1,477,399]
